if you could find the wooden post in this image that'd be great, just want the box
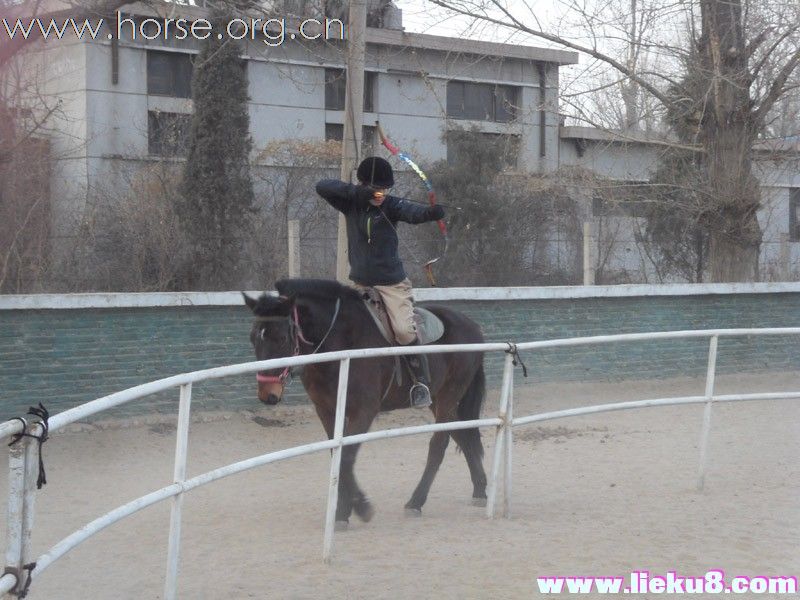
[288,219,300,278]
[583,221,595,285]
[779,233,789,282]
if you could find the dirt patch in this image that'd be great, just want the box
[516,425,609,445]
[252,416,289,428]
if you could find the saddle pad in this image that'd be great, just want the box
[361,290,444,345]
[414,307,445,345]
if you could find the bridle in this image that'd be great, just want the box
[254,298,342,386]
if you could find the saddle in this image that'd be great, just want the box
[358,287,444,346]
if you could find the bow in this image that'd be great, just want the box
[376,121,448,286]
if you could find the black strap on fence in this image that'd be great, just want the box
[15,563,36,598]
[505,343,529,378]
[3,561,37,597]
[8,403,49,489]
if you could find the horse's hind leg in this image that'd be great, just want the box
[405,431,449,513]
[450,428,487,505]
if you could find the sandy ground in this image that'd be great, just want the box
[1,372,799,599]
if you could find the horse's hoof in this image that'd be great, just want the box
[471,497,487,507]
[334,520,349,532]
[354,502,375,523]
[404,507,422,518]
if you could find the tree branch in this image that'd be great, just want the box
[749,26,797,81]
[428,0,673,107]
[753,44,800,126]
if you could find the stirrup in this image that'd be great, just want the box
[410,382,432,408]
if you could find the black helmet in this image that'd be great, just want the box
[357,156,394,188]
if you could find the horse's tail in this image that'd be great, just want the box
[455,361,486,458]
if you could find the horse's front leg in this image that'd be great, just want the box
[336,443,374,524]
[335,409,378,525]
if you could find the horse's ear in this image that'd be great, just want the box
[277,294,295,316]
[242,292,258,312]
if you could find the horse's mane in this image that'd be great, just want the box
[248,293,286,317]
[247,279,364,320]
[275,278,363,305]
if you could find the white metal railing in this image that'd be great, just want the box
[1,328,799,598]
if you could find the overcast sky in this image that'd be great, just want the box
[394,0,563,47]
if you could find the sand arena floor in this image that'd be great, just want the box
[1,372,798,599]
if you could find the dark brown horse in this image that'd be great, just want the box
[243,278,487,525]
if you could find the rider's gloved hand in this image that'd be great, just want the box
[355,185,378,205]
[426,205,445,221]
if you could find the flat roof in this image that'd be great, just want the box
[367,28,578,65]
[559,126,663,144]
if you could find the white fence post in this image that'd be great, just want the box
[697,336,718,491]
[2,424,39,600]
[3,435,26,599]
[487,354,514,519]
[503,378,514,519]
[20,424,40,587]
[323,358,350,563]
[165,383,193,600]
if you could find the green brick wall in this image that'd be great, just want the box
[1,292,799,421]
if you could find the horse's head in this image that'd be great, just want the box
[244,280,356,404]
[243,292,295,405]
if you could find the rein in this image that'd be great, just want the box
[255,298,342,385]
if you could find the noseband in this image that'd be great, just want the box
[254,298,342,386]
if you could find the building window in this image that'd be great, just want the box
[324,69,376,112]
[446,131,520,168]
[325,124,377,156]
[148,111,192,157]
[147,51,193,98]
[446,81,518,122]
[791,188,800,242]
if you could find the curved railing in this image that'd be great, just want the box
[1,328,799,599]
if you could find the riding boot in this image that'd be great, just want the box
[406,342,432,408]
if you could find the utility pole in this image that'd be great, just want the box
[335,0,367,282]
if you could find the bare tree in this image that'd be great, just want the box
[254,138,341,280]
[428,0,800,282]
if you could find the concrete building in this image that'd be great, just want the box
[559,127,800,282]
[9,2,800,284]
[15,5,575,246]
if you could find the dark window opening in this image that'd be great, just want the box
[325,123,377,155]
[325,68,376,112]
[790,188,800,242]
[446,81,519,122]
[147,51,193,98]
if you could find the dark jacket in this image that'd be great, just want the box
[315,179,441,286]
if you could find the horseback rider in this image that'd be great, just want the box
[315,156,445,407]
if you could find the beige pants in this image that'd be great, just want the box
[351,278,418,345]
